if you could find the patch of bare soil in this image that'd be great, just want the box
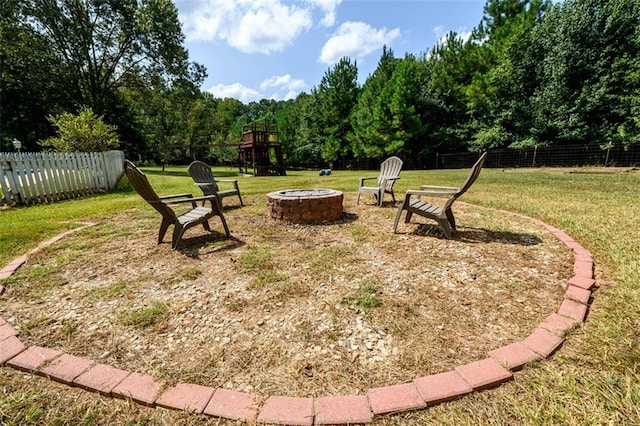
[1,194,572,397]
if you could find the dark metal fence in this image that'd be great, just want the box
[334,143,639,170]
[436,143,640,169]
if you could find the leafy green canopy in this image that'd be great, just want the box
[2,0,639,167]
[41,107,119,152]
[21,0,192,114]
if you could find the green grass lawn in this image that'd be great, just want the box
[1,165,639,425]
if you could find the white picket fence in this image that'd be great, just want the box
[1,150,124,206]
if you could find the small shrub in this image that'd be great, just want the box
[343,282,383,314]
[40,106,119,152]
[28,266,56,279]
[249,270,289,289]
[120,302,168,328]
[348,224,368,243]
[0,277,18,286]
[180,267,202,279]
[85,281,127,301]
[235,246,272,272]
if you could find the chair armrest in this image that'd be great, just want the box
[383,177,399,186]
[419,185,458,191]
[216,179,240,190]
[359,177,377,186]
[161,194,221,210]
[164,195,219,204]
[159,193,193,200]
[406,188,458,197]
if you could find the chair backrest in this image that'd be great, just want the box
[378,156,403,189]
[448,152,488,206]
[188,161,220,196]
[124,160,176,222]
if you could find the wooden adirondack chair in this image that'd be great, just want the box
[188,161,243,208]
[357,156,403,207]
[124,160,230,250]
[393,152,487,238]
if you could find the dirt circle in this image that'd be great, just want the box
[1,195,572,397]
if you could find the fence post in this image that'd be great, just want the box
[532,145,538,168]
[1,155,23,205]
[604,146,611,167]
[102,150,125,190]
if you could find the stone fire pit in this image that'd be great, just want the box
[267,188,344,224]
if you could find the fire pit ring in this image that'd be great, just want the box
[267,188,344,224]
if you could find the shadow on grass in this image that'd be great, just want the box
[177,234,246,259]
[410,224,542,246]
[278,211,360,226]
[219,203,244,212]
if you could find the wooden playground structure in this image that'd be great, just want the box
[238,119,286,176]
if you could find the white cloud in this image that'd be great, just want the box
[432,25,446,38]
[178,0,237,41]
[307,0,343,27]
[458,30,473,44]
[231,5,311,53]
[265,90,298,101]
[319,21,400,65]
[282,90,299,101]
[207,82,261,103]
[434,27,474,47]
[206,75,306,103]
[260,74,306,92]
[177,0,340,54]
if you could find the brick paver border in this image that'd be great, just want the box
[0,210,595,425]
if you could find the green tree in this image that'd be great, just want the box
[468,0,551,149]
[309,57,360,164]
[350,52,425,160]
[128,82,180,168]
[419,33,477,153]
[350,46,399,159]
[0,0,74,150]
[275,95,320,167]
[479,0,547,37]
[20,0,196,115]
[207,96,245,165]
[40,107,119,152]
[385,56,426,159]
[524,0,640,145]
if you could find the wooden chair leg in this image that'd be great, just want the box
[445,208,457,230]
[158,219,171,244]
[218,213,230,237]
[438,218,453,239]
[393,205,405,233]
[405,211,413,223]
[393,196,412,232]
[172,225,187,250]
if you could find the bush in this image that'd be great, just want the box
[40,107,119,152]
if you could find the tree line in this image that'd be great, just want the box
[1,0,638,169]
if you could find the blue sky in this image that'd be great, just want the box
[174,0,487,103]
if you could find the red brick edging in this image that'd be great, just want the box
[0,214,595,425]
